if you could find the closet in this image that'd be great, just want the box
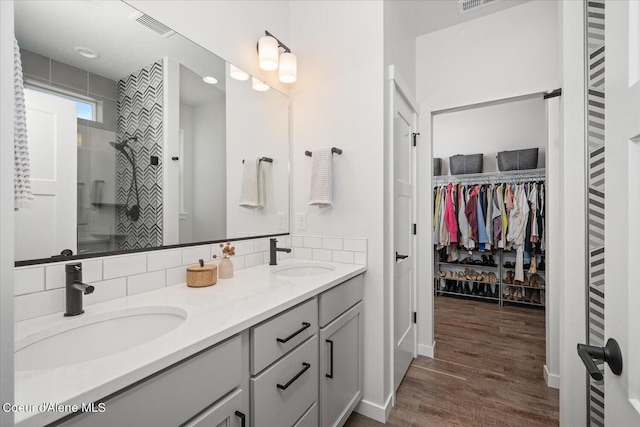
[433,169,546,307]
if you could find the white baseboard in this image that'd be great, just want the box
[355,393,393,423]
[418,340,436,358]
[544,364,560,389]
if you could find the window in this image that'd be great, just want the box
[25,82,99,122]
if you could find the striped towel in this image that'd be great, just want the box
[239,158,265,209]
[309,148,333,208]
[14,38,34,209]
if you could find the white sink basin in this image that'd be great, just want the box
[272,263,336,277]
[15,306,187,371]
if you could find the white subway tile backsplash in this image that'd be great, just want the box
[354,252,367,265]
[262,251,271,265]
[15,289,65,322]
[166,266,186,287]
[103,254,147,279]
[294,247,313,260]
[45,264,66,290]
[303,236,322,249]
[15,267,44,296]
[148,250,181,272]
[83,260,103,283]
[232,240,254,256]
[127,271,166,296]
[277,251,292,261]
[322,237,343,250]
[312,249,332,262]
[245,253,264,269]
[182,246,211,266]
[254,238,270,252]
[343,238,367,252]
[333,250,354,264]
[84,278,127,306]
[232,255,246,271]
[291,236,303,247]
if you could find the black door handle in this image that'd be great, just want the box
[276,322,311,343]
[277,363,311,390]
[234,411,246,427]
[577,338,623,381]
[396,251,409,261]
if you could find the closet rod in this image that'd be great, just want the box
[433,168,546,186]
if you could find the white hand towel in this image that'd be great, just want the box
[239,158,265,209]
[309,148,333,208]
[14,38,34,209]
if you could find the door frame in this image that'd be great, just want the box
[416,89,564,389]
[386,65,419,407]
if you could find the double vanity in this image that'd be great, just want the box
[14,259,366,427]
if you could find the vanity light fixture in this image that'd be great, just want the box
[229,64,249,81]
[74,46,99,59]
[257,30,297,83]
[202,76,218,84]
[252,77,270,92]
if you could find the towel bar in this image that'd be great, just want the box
[242,157,273,164]
[305,147,342,157]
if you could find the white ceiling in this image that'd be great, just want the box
[404,0,533,37]
[14,0,226,88]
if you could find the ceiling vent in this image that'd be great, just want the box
[458,0,502,14]
[129,11,175,38]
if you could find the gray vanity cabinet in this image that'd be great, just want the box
[318,275,364,427]
[57,334,246,427]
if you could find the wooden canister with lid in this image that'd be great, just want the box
[187,259,217,288]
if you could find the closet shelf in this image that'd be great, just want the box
[436,262,499,269]
[436,291,500,302]
[433,168,546,186]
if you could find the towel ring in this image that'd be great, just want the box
[305,147,342,157]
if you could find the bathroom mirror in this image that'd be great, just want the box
[14,0,289,264]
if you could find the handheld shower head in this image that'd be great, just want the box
[109,137,137,151]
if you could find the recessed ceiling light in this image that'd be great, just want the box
[74,47,99,59]
[230,64,249,81]
[203,76,218,85]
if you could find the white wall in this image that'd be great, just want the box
[433,97,546,175]
[1,2,15,424]
[125,0,290,94]
[384,1,416,96]
[415,0,560,377]
[289,0,388,420]
[193,99,226,239]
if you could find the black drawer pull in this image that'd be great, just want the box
[326,339,334,378]
[234,411,246,427]
[277,362,311,390]
[276,322,311,343]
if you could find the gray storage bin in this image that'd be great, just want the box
[497,148,539,171]
[433,158,442,176]
[449,154,483,175]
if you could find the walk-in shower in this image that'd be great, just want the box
[109,137,141,222]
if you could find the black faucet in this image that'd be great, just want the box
[270,238,292,266]
[64,263,94,317]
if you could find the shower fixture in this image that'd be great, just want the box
[109,137,141,222]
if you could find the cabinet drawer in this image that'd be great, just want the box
[60,335,242,427]
[251,298,318,374]
[251,335,318,427]
[293,402,318,427]
[183,388,246,427]
[319,274,363,327]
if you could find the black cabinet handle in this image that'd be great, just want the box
[396,251,409,261]
[234,411,246,427]
[277,362,311,390]
[276,322,311,343]
[326,339,334,378]
[577,338,623,381]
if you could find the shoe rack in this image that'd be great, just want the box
[435,250,545,308]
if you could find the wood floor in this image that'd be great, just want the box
[346,295,559,426]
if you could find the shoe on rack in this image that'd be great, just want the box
[471,283,479,295]
[530,274,544,288]
[494,284,501,298]
[438,270,446,278]
[481,255,489,266]
[488,255,497,267]
[478,283,486,296]
[530,289,541,304]
[504,261,513,268]
[463,282,471,294]
[538,256,546,271]
[522,276,530,287]
[523,288,533,302]
[504,271,513,284]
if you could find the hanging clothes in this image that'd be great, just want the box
[458,184,470,249]
[444,183,458,243]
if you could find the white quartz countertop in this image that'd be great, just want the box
[13,259,366,426]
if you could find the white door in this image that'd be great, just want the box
[393,86,415,391]
[15,89,77,260]
[603,1,640,424]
